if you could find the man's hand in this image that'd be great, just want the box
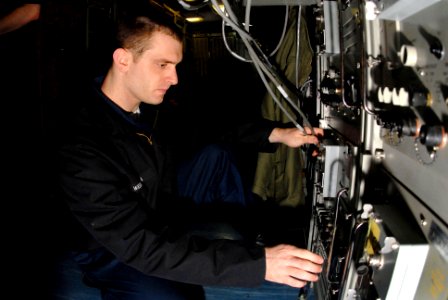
[269,127,324,148]
[264,244,324,288]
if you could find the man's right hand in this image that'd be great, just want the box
[264,244,324,288]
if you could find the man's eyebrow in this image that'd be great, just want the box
[155,58,180,65]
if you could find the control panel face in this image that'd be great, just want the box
[308,0,448,299]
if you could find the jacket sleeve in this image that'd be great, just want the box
[220,118,285,153]
[58,141,266,287]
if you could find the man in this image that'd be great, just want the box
[58,10,324,299]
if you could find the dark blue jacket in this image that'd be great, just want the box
[57,80,279,287]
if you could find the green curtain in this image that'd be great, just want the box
[252,7,313,207]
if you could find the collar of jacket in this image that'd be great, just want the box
[93,76,156,134]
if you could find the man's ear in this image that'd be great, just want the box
[113,48,131,71]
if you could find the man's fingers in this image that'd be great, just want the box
[304,127,324,136]
[283,276,307,288]
[292,248,324,264]
[289,268,320,282]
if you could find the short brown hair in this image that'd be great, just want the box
[115,12,183,58]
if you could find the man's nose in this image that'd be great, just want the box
[168,70,178,86]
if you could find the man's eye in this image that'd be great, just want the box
[160,63,167,68]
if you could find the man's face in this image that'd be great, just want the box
[125,31,183,106]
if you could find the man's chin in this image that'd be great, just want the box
[146,97,164,105]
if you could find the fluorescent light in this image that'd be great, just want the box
[185,16,204,22]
